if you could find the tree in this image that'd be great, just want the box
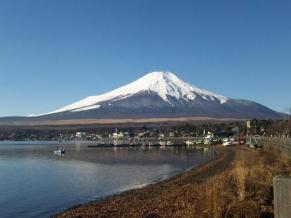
[288,107,291,136]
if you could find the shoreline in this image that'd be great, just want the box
[54,146,237,218]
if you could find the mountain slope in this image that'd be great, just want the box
[31,71,285,120]
[46,72,228,114]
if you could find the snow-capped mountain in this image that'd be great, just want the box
[35,71,284,120]
[47,72,228,114]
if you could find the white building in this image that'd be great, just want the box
[112,131,124,140]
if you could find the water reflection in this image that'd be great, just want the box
[0,142,214,218]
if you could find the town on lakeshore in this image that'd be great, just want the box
[1,119,290,148]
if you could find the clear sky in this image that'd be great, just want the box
[0,0,290,116]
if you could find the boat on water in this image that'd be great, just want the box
[142,141,149,146]
[222,137,240,146]
[222,138,231,146]
[148,142,156,146]
[203,131,214,145]
[186,140,195,146]
[160,145,166,149]
[140,142,149,149]
[113,140,129,147]
[166,141,174,146]
[159,141,167,146]
[54,149,65,154]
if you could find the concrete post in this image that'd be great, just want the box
[273,176,291,218]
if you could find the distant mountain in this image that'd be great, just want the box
[23,71,284,121]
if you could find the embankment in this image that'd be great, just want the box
[54,145,291,218]
[54,147,236,218]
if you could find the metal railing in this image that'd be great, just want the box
[254,136,291,155]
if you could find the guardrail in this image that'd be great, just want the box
[254,136,291,155]
[274,176,291,218]
[255,137,291,218]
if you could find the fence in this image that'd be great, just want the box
[273,176,291,218]
[255,137,291,218]
[255,136,291,155]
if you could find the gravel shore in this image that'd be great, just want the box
[54,146,238,218]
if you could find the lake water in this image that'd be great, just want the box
[0,141,215,218]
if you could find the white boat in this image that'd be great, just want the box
[148,142,155,146]
[222,138,229,146]
[54,149,65,154]
[159,141,167,146]
[203,132,214,145]
[222,140,232,146]
[166,141,174,146]
[222,138,239,146]
[186,140,195,146]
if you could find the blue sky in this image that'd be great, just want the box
[0,0,290,116]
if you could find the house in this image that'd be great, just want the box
[246,120,251,129]
[137,132,145,138]
[112,131,124,140]
[95,134,103,140]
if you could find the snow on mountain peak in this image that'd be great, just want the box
[135,71,228,103]
[47,71,229,114]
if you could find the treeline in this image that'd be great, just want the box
[0,119,290,141]
[247,119,291,137]
[0,121,246,141]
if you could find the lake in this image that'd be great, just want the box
[0,141,215,218]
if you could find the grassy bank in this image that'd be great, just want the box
[55,146,291,218]
[195,146,291,218]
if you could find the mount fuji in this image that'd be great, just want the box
[28,71,284,120]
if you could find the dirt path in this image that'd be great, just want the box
[54,147,242,218]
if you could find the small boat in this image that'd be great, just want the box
[54,149,65,154]
[148,142,154,146]
[186,140,194,146]
[223,138,237,146]
[159,141,167,146]
[222,137,240,146]
[166,141,174,146]
[222,138,231,146]
[140,142,148,149]
[222,140,233,146]
[203,131,214,145]
[142,141,149,146]
[149,142,159,146]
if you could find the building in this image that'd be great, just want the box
[246,121,251,129]
[112,130,124,140]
